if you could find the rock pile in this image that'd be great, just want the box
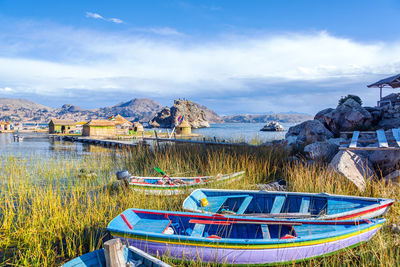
[284,95,400,190]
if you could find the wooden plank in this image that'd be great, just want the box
[104,239,126,267]
[191,223,206,237]
[261,224,271,239]
[270,196,286,214]
[236,196,253,214]
[376,129,389,148]
[392,128,400,147]
[349,131,360,148]
[340,147,400,151]
[299,197,310,214]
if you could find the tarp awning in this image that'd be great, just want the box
[367,73,400,88]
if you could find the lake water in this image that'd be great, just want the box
[192,122,294,143]
[0,123,295,156]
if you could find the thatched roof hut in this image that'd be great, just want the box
[82,120,116,137]
[113,114,133,128]
[176,119,191,135]
[133,121,144,132]
[48,118,76,134]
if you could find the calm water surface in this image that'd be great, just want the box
[0,123,295,156]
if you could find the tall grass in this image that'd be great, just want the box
[0,143,398,266]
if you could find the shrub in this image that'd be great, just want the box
[338,94,362,106]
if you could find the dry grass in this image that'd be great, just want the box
[0,143,398,266]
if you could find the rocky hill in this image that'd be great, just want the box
[223,113,312,123]
[0,98,54,122]
[150,99,218,128]
[96,98,163,122]
[0,98,164,122]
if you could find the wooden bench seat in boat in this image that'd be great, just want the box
[133,219,171,233]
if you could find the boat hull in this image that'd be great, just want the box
[112,223,381,265]
[129,171,244,195]
[183,189,395,220]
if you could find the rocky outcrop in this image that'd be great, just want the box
[315,99,373,136]
[195,103,224,123]
[329,150,375,191]
[260,122,285,132]
[304,140,339,162]
[285,120,334,146]
[383,170,400,184]
[149,100,210,129]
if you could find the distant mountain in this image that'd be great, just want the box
[0,97,164,123]
[0,98,53,122]
[222,113,312,123]
[96,98,163,122]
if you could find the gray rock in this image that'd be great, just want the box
[285,120,334,146]
[314,108,334,126]
[316,99,373,135]
[260,121,285,132]
[378,118,400,129]
[364,106,383,125]
[369,150,400,176]
[329,150,375,191]
[304,141,339,162]
[383,170,400,184]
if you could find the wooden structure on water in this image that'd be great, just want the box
[48,119,76,134]
[113,114,133,135]
[0,121,13,132]
[340,128,400,150]
[82,120,116,137]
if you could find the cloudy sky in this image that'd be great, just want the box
[1,0,400,115]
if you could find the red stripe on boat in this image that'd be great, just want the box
[189,219,231,225]
[335,202,394,220]
[130,209,372,225]
[120,214,133,229]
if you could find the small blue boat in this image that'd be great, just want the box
[62,245,171,267]
[107,208,385,265]
[183,189,394,220]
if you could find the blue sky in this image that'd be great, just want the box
[1,0,400,115]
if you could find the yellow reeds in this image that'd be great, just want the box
[0,143,399,266]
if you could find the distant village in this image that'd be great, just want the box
[0,114,192,138]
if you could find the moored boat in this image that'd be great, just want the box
[183,189,395,220]
[117,171,245,195]
[107,208,385,265]
[62,245,171,267]
[183,189,394,220]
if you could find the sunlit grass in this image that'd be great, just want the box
[0,142,399,266]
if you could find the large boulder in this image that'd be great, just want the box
[316,99,373,135]
[329,150,375,191]
[285,120,334,146]
[314,108,334,127]
[364,106,383,125]
[149,100,210,129]
[369,151,400,176]
[304,140,339,162]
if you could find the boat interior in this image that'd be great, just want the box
[185,190,378,216]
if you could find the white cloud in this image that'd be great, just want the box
[85,12,123,24]
[0,87,13,93]
[1,25,400,112]
[85,12,104,20]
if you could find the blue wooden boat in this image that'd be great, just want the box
[183,189,394,220]
[62,245,171,267]
[107,208,385,265]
